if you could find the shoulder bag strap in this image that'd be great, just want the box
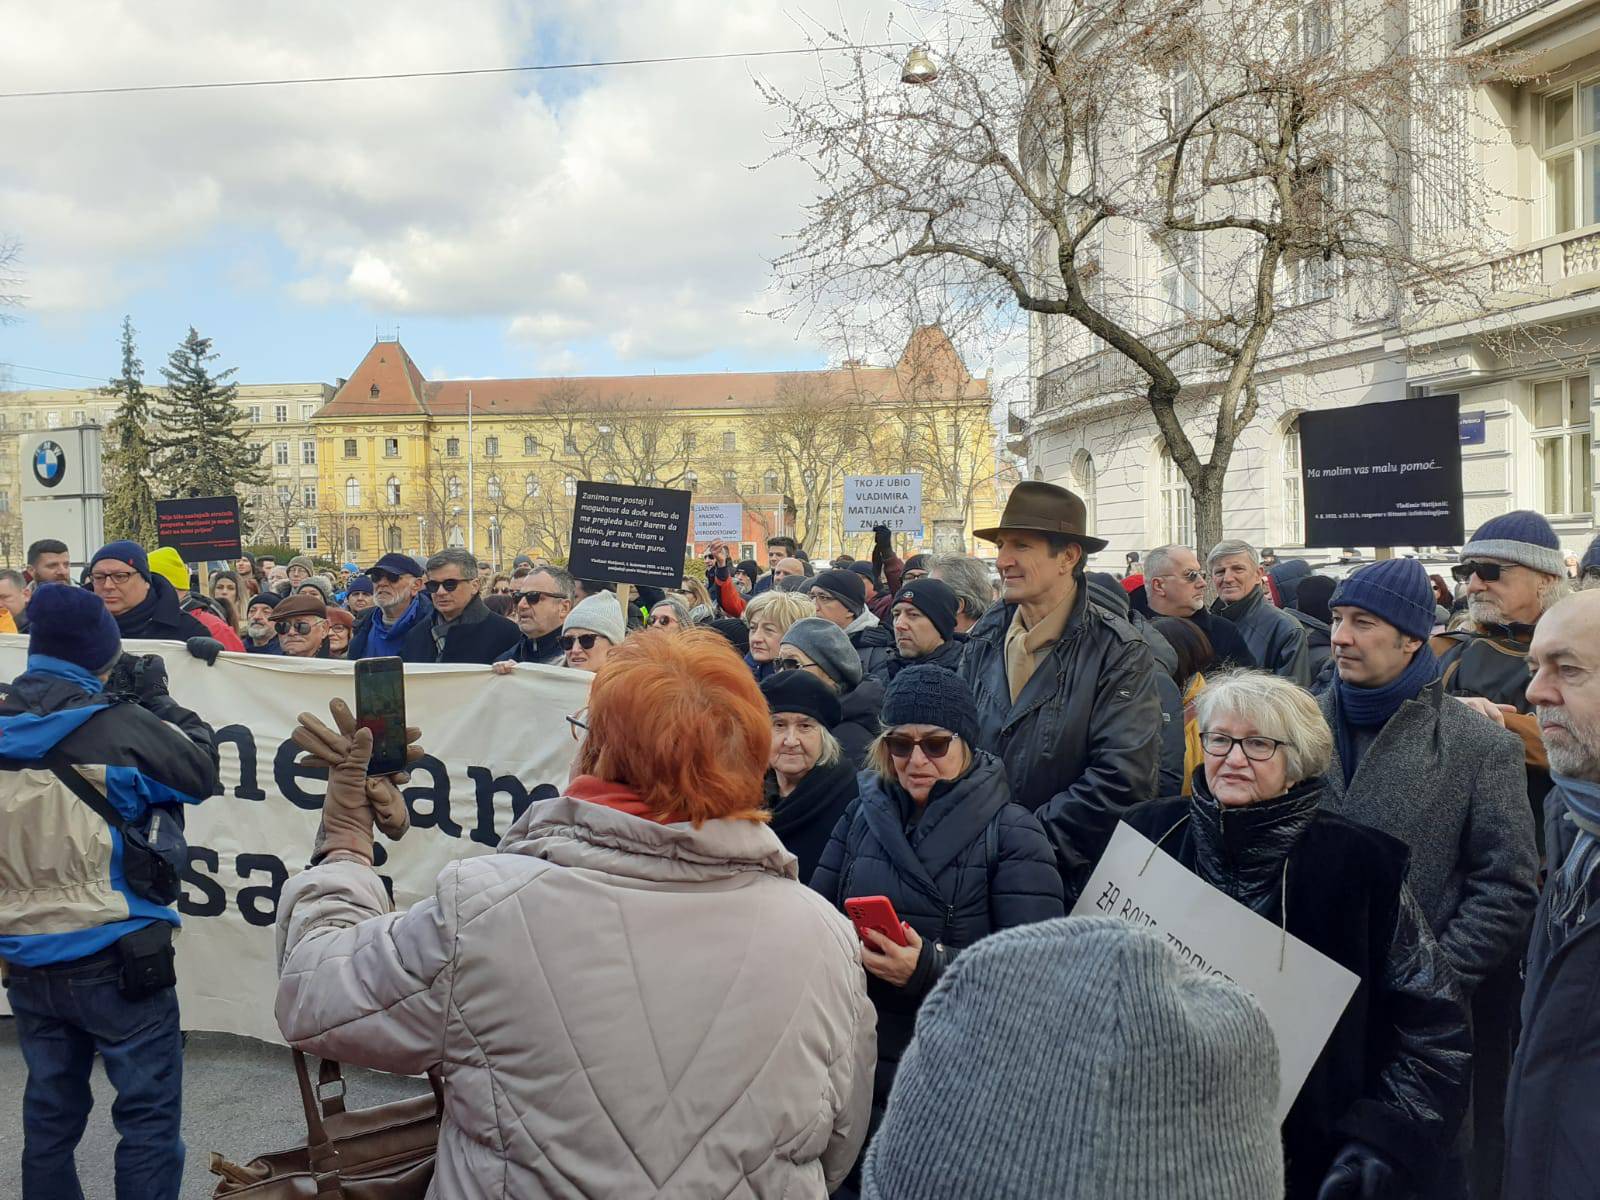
[293,1050,346,1198]
[39,749,130,836]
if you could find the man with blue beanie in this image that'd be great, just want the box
[1319,559,1538,1197]
[0,584,219,1200]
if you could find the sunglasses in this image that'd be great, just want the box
[1163,569,1206,584]
[775,657,809,672]
[424,578,468,593]
[884,732,956,760]
[515,590,564,605]
[648,615,676,627]
[1451,560,1512,583]
[274,619,321,636]
[561,633,604,651]
[368,569,402,584]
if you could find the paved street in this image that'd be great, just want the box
[0,1017,431,1199]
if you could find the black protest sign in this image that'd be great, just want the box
[1299,394,1464,548]
[156,496,243,562]
[566,482,692,588]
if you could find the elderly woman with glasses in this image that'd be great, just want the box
[560,593,625,674]
[1122,671,1470,1199]
[647,595,693,631]
[778,618,885,768]
[742,591,816,681]
[811,665,1063,1186]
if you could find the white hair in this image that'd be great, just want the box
[1193,670,1332,786]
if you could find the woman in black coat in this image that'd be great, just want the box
[811,666,1064,1192]
[760,672,859,885]
[1123,670,1470,1200]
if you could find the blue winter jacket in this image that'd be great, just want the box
[348,593,433,660]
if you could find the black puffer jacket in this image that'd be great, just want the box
[1126,779,1471,1198]
[867,633,965,687]
[833,677,885,768]
[762,757,858,886]
[847,615,895,680]
[112,574,210,642]
[1088,575,1187,799]
[810,753,1063,1120]
[958,586,1161,895]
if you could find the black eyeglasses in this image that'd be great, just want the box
[567,710,588,741]
[368,570,401,584]
[424,578,468,593]
[884,732,955,760]
[274,619,321,636]
[515,590,564,605]
[560,633,604,651]
[1452,560,1512,583]
[1198,732,1287,762]
[648,615,677,627]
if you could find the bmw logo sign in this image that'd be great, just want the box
[33,440,66,489]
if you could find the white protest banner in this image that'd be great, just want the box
[843,474,922,535]
[1071,821,1360,1121]
[0,637,589,1044]
[693,502,743,543]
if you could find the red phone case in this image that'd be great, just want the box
[844,896,908,947]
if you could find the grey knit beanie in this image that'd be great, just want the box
[862,917,1283,1200]
[297,575,334,604]
[780,617,863,689]
[563,593,626,645]
[1462,509,1566,577]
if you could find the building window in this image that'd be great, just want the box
[343,438,357,458]
[45,412,60,429]
[384,437,399,458]
[563,433,577,455]
[686,470,698,491]
[563,475,576,497]
[248,406,261,424]
[524,435,539,455]
[723,470,738,490]
[448,475,462,500]
[1073,449,1098,533]
[487,474,503,500]
[1159,445,1194,546]
[603,472,618,484]
[0,493,10,513]
[345,477,361,508]
[386,476,401,506]
[1281,417,1305,545]
[248,442,264,461]
[301,439,316,465]
[301,523,318,551]
[446,437,460,457]
[301,402,316,420]
[763,469,779,492]
[386,526,403,552]
[684,431,697,452]
[346,527,362,552]
[1532,374,1594,516]
[487,522,503,554]
[276,484,292,506]
[0,414,8,430]
[21,412,33,429]
[303,484,317,508]
[275,442,289,466]
[525,474,540,498]
[722,431,736,452]
[1539,82,1600,236]
[484,436,500,458]
[1156,232,1201,321]
[72,409,85,425]
[274,404,288,423]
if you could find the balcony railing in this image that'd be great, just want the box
[1459,0,1558,39]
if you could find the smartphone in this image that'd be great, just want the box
[844,895,908,947]
[354,657,408,777]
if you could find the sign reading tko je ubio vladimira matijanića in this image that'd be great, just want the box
[843,474,922,535]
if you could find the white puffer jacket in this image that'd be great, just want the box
[275,793,876,1199]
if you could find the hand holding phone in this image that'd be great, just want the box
[844,895,908,947]
[354,657,409,777]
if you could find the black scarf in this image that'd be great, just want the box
[1186,771,1321,917]
[1215,586,1264,625]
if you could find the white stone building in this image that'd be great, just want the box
[1012,0,1600,565]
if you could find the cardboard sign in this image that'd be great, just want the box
[1300,395,1464,547]
[156,496,243,562]
[843,474,922,535]
[566,481,692,588]
[1072,822,1360,1121]
[693,503,743,543]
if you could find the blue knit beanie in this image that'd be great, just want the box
[1462,510,1565,577]
[89,539,150,581]
[1329,559,1437,642]
[28,583,122,674]
[1582,532,1600,575]
[881,663,979,746]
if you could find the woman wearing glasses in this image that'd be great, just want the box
[1122,671,1470,1199]
[811,665,1063,1185]
[778,618,885,768]
[646,595,693,631]
[560,592,626,673]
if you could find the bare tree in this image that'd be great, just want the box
[748,372,879,550]
[0,238,22,327]
[245,466,319,548]
[766,0,1525,552]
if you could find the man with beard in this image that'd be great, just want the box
[270,593,330,659]
[347,553,431,661]
[868,578,965,685]
[493,566,576,671]
[1141,544,1256,669]
[87,542,209,642]
[243,594,281,654]
[1505,590,1600,1198]
[27,539,72,588]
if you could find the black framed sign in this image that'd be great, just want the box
[566,481,692,588]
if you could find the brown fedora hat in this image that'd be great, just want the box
[974,481,1108,553]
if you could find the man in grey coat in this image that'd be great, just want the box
[1320,558,1538,1199]
[1208,539,1310,685]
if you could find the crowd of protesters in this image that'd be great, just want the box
[5,489,1600,1198]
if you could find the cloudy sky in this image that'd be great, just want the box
[0,1,960,392]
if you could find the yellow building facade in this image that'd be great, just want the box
[312,328,1010,569]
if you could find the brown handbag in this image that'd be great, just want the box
[209,1050,441,1199]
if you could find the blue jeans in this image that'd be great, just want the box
[4,945,185,1200]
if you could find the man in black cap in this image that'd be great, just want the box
[957,481,1161,897]
[870,578,965,685]
[348,552,431,661]
[809,567,895,678]
[242,594,282,654]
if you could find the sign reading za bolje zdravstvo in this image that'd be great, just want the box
[843,474,922,536]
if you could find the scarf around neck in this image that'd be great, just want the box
[1332,646,1439,785]
[1555,773,1600,840]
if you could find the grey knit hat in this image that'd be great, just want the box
[1462,509,1566,577]
[287,554,317,576]
[296,575,334,603]
[563,593,626,646]
[862,917,1283,1200]
[781,617,862,689]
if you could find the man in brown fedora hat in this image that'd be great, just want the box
[958,481,1162,898]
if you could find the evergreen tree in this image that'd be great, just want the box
[152,326,265,499]
[101,315,160,545]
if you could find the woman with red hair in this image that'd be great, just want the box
[274,628,876,1198]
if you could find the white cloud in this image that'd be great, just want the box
[0,0,922,368]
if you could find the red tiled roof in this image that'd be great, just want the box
[317,328,987,420]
